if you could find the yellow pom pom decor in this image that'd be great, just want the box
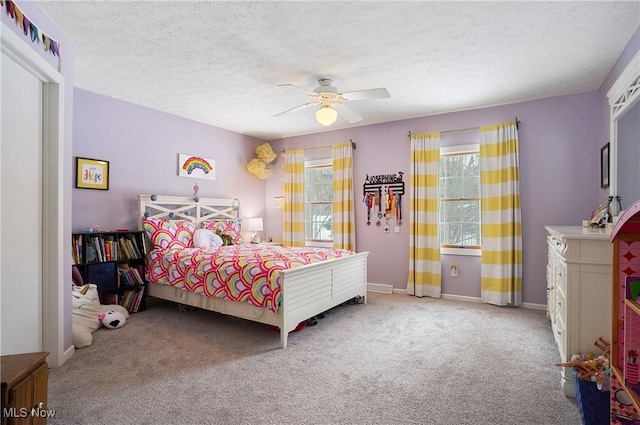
[255,142,277,163]
[247,142,277,179]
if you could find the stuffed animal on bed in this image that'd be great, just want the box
[215,229,234,246]
[72,283,129,348]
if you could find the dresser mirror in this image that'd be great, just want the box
[608,51,640,213]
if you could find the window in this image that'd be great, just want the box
[439,144,480,255]
[304,159,333,245]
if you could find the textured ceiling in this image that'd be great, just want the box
[35,1,639,141]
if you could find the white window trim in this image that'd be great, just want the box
[441,247,481,256]
[305,157,333,247]
[305,158,331,167]
[440,143,481,256]
[440,143,479,155]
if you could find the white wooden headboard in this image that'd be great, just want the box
[138,194,241,229]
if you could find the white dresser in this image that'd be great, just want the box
[545,226,612,397]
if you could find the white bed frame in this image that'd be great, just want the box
[139,194,368,348]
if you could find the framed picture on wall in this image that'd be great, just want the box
[76,157,109,190]
[600,143,610,189]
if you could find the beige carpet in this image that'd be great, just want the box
[48,292,582,425]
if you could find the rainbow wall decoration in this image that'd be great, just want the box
[178,154,215,180]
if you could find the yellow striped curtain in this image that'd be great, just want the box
[332,143,356,251]
[408,132,441,298]
[283,149,305,247]
[479,121,522,306]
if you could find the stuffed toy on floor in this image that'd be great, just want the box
[98,310,127,329]
[72,283,129,348]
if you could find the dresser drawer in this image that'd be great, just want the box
[556,261,567,294]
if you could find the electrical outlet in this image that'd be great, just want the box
[450,265,459,277]
[274,197,284,209]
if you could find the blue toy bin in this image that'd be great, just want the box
[573,370,610,425]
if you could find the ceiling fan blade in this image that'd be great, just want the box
[333,103,363,123]
[341,87,390,101]
[278,83,316,96]
[274,102,317,118]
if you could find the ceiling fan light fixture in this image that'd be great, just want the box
[315,105,338,126]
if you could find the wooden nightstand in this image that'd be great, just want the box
[1,352,49,425]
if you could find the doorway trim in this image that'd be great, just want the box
[1,22,68,367]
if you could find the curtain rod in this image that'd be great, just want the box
[281,139,356,153]
[407,117,520,138]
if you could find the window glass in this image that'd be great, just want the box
[305,160,333,242]
[439,146,480,249]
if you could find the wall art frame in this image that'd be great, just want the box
[75,157,109,190]
[601,142,610,189]
[178,153,216,180]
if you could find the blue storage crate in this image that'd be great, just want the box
[574,371,609,425]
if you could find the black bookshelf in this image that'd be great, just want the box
[72,230,147,313]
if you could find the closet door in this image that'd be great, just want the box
[1,49,43,353]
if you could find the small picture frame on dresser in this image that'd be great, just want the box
[600,142,610,189]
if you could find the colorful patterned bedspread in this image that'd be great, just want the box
[146,244,353,313]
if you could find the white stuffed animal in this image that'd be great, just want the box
[98,310,127,329]
[72,284,129,348]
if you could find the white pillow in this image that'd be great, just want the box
[193,228,223,249]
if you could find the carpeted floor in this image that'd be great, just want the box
[47,292,582,425]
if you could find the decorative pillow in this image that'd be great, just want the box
[202,219,245,244]
[143,218,195,250]
[193,229,224,249]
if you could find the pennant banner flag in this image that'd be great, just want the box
[4,0,61,59]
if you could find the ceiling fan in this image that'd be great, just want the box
[274,79,390,126]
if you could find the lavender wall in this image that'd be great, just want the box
[72,89,266,232]
[3,2,75,351]
[267,92,602,305]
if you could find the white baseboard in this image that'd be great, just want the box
[375,288,547,311]
[521,302,547,311]
[442,294,546,310]
[441,293,482,303]
[57,345,75,367]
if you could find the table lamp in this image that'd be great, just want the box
[247,218,263,243]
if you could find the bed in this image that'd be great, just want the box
[138,194,368,348]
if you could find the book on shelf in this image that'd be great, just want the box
[131,286,144,312]
[90,236,104,262]
[122,236,140,259]
[118,267,134,287]
[118,263,145,288]
[128,235,142,258]
[102,236,117,261]
[72,234,83,264]
[119,286,144,313]
[85,244,97,262]
[130,267,144,285]
[118,236,133,259]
